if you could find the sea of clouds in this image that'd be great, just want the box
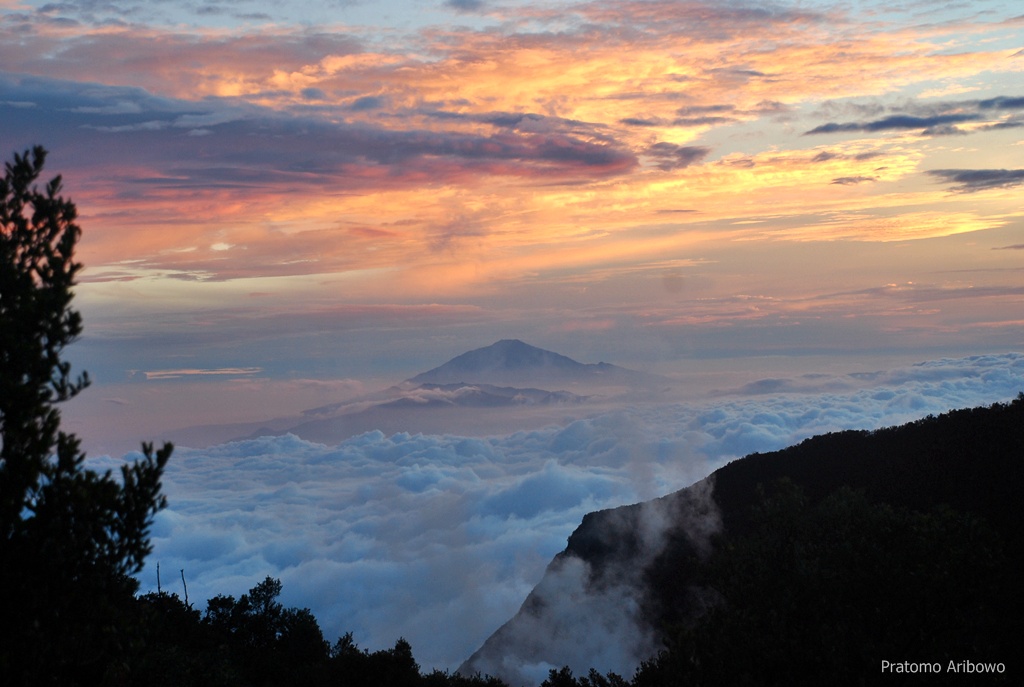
[91,352,1024,674]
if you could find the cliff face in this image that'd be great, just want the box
[460,397,1024,685]
[459,478,721,686]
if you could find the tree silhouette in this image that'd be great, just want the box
[0,146,173,684]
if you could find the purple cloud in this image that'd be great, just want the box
[927,168,1024,193]
[645,142,711,171]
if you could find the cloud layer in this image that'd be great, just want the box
[86,352,1024,672]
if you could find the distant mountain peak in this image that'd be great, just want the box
[408,339,655,387]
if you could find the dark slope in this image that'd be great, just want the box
[644,397,1024,653]
[711,399,1024,539]
[461,396,1024,684]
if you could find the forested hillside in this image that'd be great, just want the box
[466,395,1024,685]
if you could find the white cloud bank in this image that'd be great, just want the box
[89,352,1024,673]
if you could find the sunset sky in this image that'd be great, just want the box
[3,0,1023,451]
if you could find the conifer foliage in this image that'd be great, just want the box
[0,146,173,684]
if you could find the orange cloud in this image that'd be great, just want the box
[5,0,1023,307]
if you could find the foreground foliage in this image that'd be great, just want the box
[128,576,508,687]
[0,146,172,684]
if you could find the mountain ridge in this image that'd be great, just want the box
[460,396,1024,684]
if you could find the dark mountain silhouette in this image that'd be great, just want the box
[461,396,1024,685]
[408,339,661,388]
